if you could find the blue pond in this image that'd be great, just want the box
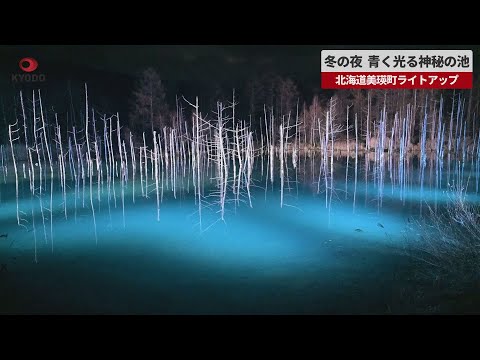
[0,154,476,314]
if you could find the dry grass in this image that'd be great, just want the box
[400,185,480,313]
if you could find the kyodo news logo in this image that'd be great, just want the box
[12,57,46,83]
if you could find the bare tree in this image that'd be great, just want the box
[245,76,264,119]
[129,68,170,138]
[277,77,299,117]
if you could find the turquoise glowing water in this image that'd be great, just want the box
[0,155,478,314]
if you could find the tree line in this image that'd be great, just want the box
[128,67,480,148]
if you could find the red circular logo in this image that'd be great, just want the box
[19,57,38,72]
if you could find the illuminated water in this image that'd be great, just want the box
[0,153,478,314]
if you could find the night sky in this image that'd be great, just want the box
[0,44,478,119]
[1,45,322,78]
[0,45,319,119]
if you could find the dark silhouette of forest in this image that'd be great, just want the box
[1,46,480,150]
